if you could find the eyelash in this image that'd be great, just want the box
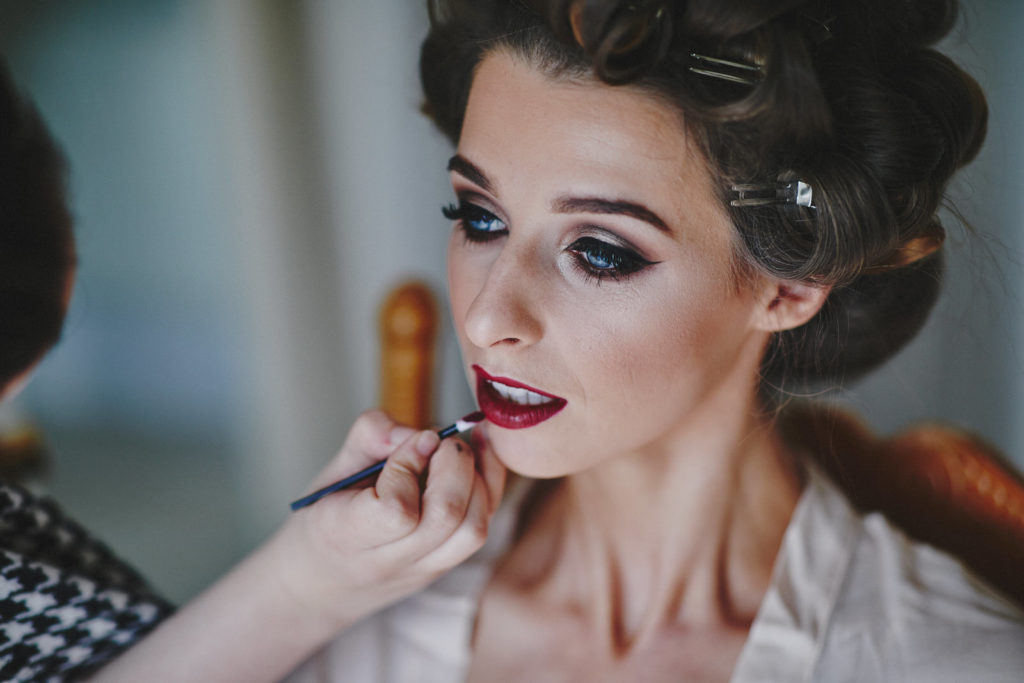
[442,201,655,283]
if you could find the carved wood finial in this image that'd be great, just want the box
[379,281,438,429]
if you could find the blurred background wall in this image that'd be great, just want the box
[0,0,1020,604]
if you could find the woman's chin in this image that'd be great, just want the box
[486,431,579,479]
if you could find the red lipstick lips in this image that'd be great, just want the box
[473,365,567,429]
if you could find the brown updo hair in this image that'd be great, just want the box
[420,0,987,391]
[0,60,76,388]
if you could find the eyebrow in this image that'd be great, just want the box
[447,154,672,235]
[447,155,493,194]
[552,196,672,234]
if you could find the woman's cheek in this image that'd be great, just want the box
[447,249,475,330]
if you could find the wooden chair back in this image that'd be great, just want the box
[379,280,438,429]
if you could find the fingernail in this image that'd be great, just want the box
[389,426,416,445]
[415,430,439,457]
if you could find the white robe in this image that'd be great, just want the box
[287,467,1024,682]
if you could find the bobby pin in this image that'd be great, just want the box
[729,181,815,209]
[689,53,763,86]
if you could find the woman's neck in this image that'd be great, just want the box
[514,382,804,653]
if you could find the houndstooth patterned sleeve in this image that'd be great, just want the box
[0,482,173,681]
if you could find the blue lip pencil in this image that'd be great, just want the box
[289,411,486,511]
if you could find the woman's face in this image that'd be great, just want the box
[447,51,772,477]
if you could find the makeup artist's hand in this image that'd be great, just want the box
[274,409,506,630]
[96,412,504,683]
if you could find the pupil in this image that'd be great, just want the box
[587,247,617,269]
[467,207,499,232]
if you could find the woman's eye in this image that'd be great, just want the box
[567,236,654,283]
[442,201,507,242]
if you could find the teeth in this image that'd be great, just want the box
[487,380,553,406]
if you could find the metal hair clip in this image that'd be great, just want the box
[799,11,836,45]
[730,181,815,209]
[625,0,666,15]
[689,53,763,85]
[797,0,837,46]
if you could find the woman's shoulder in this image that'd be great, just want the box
[810,481,1024,681]
[843,498,1023,623]
[741,463,1023,683]
[779,403,1024,606]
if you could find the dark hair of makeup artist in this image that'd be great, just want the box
[0,60,75,387]
[419,0,987,392]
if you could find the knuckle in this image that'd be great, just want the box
[387,457,424,485]
[466,516,490,547]
[426,495,466,531]
[354,409,390,434]
[378,495,420,534]
[438,496,467,523]
[344,410,384,447]
[344,410,409,458]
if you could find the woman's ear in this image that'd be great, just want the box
[752,279,831,333]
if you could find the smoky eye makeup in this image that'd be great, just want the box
[565,233,657,283]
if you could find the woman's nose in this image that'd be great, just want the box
[462,247,543,350]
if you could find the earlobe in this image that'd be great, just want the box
[753,279,832,333]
